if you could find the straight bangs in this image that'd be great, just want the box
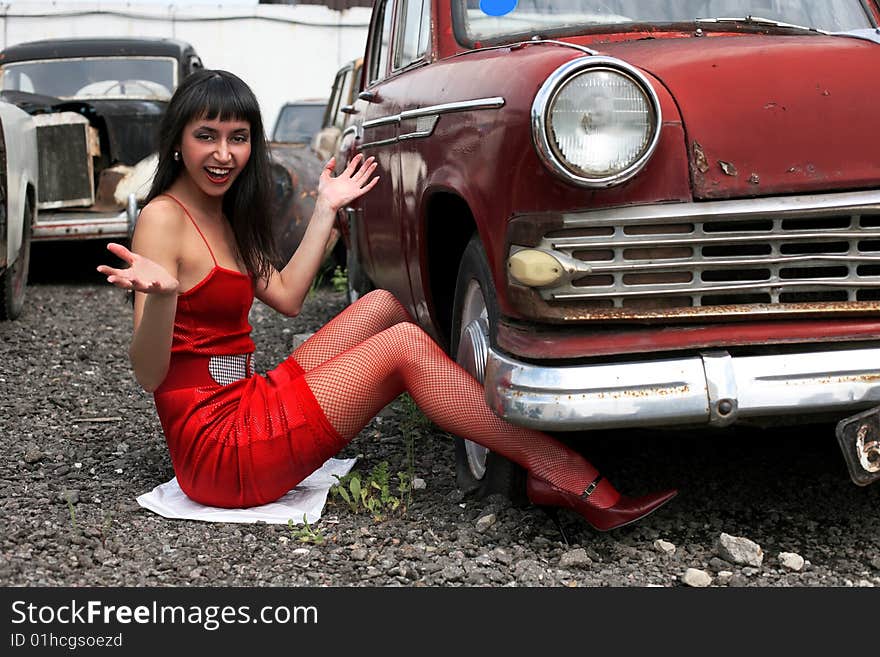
[181,73,263,133]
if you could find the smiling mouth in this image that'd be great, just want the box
[204,167,232,183]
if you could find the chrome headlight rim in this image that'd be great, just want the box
[531,56,663,189]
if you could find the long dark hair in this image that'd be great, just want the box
[146,69,277,280]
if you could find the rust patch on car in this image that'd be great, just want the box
[591,384,691,399]
[718,160,738,176]
[506,284,880,322]
[693,141,709,173]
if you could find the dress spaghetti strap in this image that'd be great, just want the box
[161,193,218,266]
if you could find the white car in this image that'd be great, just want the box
[0,99,38,319]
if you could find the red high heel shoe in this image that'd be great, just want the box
[526,474,677,532]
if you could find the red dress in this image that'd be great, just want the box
[152,195,342,508]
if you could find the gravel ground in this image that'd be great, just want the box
[2,243,880,587]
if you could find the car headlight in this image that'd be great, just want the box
[532,57,662,188]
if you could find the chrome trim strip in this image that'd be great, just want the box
[556,189,880,225]
[400,97,505,120]
[832,28,880,46]
[362,115,400,129]
[484,345,880,430]
[551,230,871,250]
[360,137,399,149]
[530,56,663,189]
[553,279,880,301]
[585,254,880,274]
[362,96,505,129]
[399,115,439,141]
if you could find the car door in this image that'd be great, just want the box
[351,0,408,304]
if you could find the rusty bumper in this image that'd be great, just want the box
[33,194,138,241]
[484,344,880,430]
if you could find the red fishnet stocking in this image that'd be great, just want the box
[291,289,412,371]
[302,313,621,508]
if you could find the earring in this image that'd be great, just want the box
[173,150,181,161]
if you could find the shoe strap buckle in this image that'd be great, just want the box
[581,475,603,499]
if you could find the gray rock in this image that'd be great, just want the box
[492,547,514,565]
[682,568,712,587]
[476,513,496,533]
[708,557,730,571]
[24,447,44,464]
[778,552,805,572]
[716,532,763,567]
[411,478,426,490]
[559,548,592,570]
[514,559,547,585]
[653,539,676,556]
[716,570,734,585]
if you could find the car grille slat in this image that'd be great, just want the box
[535,194,880,310]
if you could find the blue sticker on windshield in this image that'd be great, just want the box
[480,0,517,18]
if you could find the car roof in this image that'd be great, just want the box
[0,37,196,64]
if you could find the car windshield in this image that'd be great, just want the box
[0,56,177,100]
[272,104,325,143]
[456,0,873,43]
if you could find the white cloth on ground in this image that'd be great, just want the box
[135,457,356,524]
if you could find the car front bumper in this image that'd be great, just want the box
[33,195,138,241]
[482,343,880,431]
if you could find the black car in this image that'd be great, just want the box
[0,37,203,242]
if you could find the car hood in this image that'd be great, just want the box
[600,33,880,199]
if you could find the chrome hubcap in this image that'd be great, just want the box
[455,279,490,481]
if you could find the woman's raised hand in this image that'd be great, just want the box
[97,242,179,295]
[317,154,379,213]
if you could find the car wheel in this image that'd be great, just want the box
[451,235,526,502]
[345,213,374,305]
[0,199,32,321]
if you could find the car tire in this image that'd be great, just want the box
[451,235,526,502]
[0,199,31,321]
[346,213,374,305]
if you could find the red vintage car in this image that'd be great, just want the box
[341,0,880,496]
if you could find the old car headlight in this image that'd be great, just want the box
[532,57,661,188]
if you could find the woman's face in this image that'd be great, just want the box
[177,115,252,197]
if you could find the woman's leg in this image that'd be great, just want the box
[290,289,411,371]
[302,321,620,507]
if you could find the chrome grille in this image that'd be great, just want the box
[535,191,880,309]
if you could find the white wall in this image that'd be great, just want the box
[0,2,372,133]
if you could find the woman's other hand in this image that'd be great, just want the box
[317,154,379,213]
[97,242,179,296]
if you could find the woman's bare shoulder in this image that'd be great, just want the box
[135,196,187,233]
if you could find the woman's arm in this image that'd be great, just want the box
[256,154,377,316]
[97,202,182,391]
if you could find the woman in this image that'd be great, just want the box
[98,69,676,531]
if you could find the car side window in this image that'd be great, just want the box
[393,0,431,70]
[324,69,346,129]
[334,68,354,129]
[369,0,395,84]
